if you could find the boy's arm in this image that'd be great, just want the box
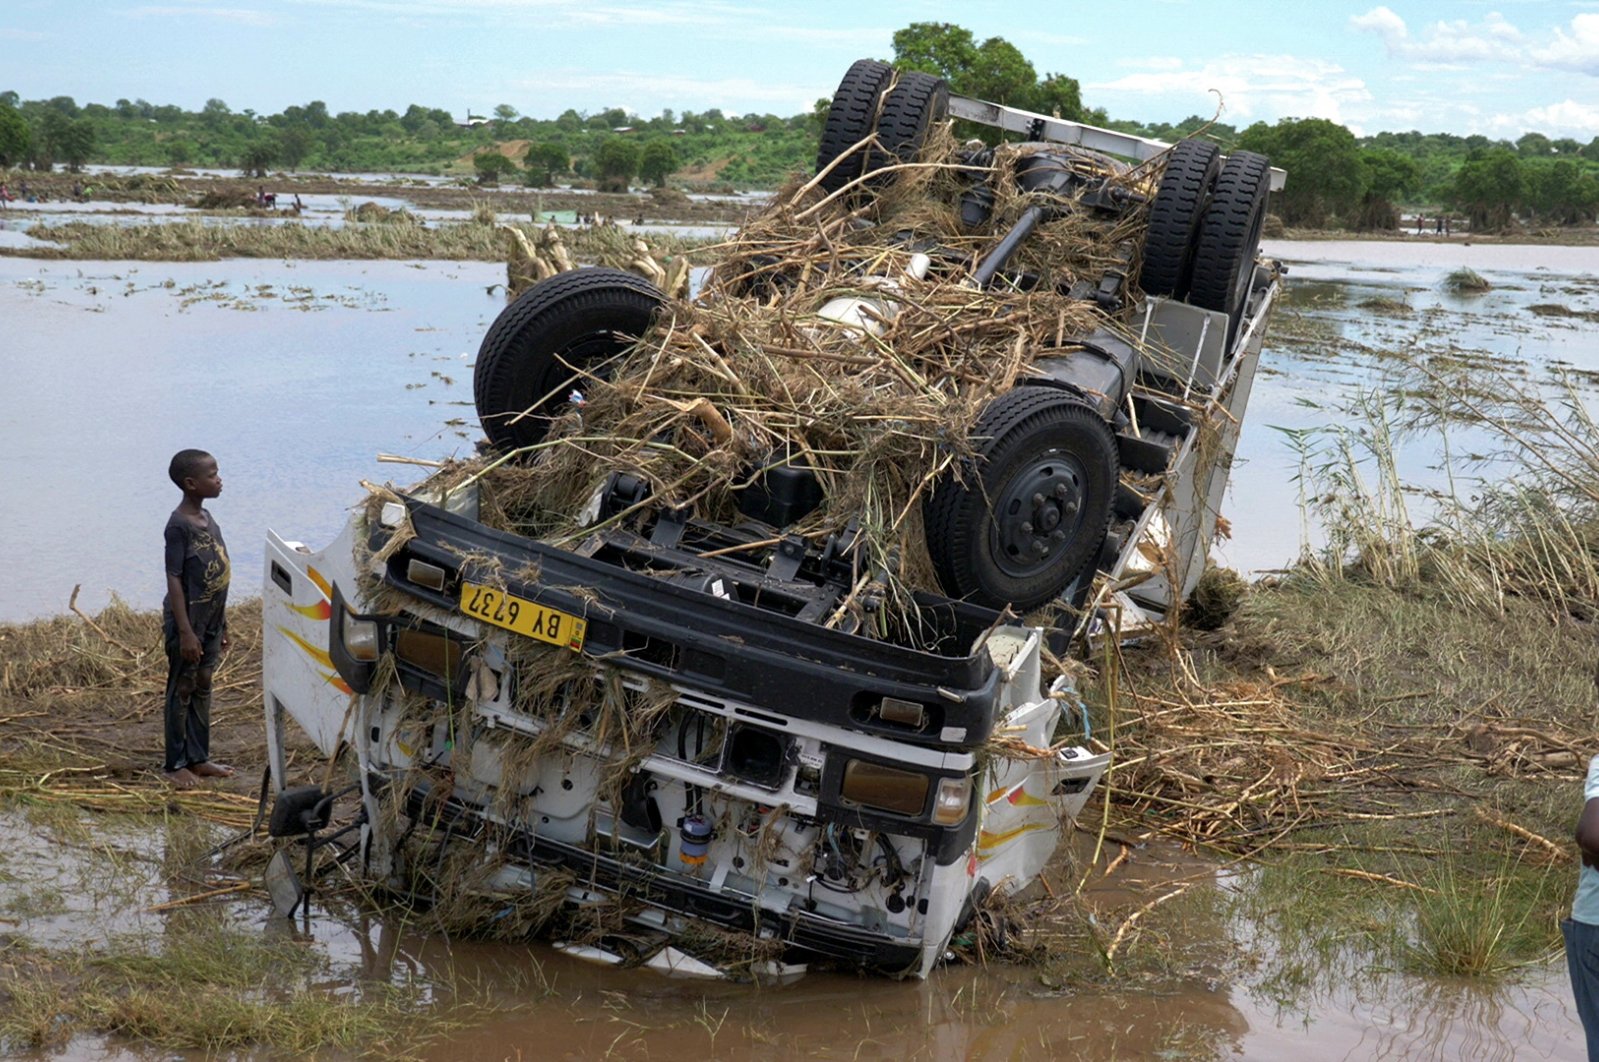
[1579,799,1599,871]
[167,574,202,663]
[164,524,202,663]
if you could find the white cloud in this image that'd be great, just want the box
[509,69,815,113]
[1513,98,1599,136]
[124,6,275,26]
[1117,56,1184,71]
[1350,5,1406,41]
[1532,12,1599,75]
[284,0,742,27]
[1354,7,1599,77]
[1088,55,1373,126]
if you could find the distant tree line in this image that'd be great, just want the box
[2,20,1596,230]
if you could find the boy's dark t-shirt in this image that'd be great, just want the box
[164,509,231,631]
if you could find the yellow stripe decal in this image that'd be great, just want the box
[977,822,1052,852]
[305,565,333,600]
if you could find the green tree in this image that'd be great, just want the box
[1238,117,1364,226]
[278,126,313,169]
[593,136,640,192]
[891,21,1084,122]
[493,104,519,124]
[472,151,517,184]
[1525,159,1599,225]
[639,138,678,187]
[1515,132,1552,158]
[56,118,95,171]
[522,141,568,186]
[1354,148,1421,230]
[1450,148,1524,231]
[164,138,195,167]
[1034,73,1085,120]
[241,133,277,178]
[0,105,30,167]
[1581,138,1599,163]
[892,22,978,84]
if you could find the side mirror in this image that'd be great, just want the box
[328,582,381,694]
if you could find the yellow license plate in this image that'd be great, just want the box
[459,582,586,651]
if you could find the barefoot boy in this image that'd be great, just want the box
[162,449,236,788]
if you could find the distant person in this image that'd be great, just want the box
[1568,757,1599,1059]
[1416,214,1425,235]
[0,183,10,209]
[256,185,275,209]
[1436,216,1444,235]
[72,180,84,201]
[291,193,304,215]
[161,449,235,790]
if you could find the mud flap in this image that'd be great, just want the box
[264,849,305,918]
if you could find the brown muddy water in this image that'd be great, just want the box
[4,241,1599,1058]
[1,807,1581,1060]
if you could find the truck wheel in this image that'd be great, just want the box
[1138,138,1220,299]
[1187,151,1271,346]
[815,59,895,195]
[925,388,1118,612]
[863,71,949,186]
[474,268,663,452]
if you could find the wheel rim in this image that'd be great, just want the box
[533,331,627,411]
[989,449,1089,579]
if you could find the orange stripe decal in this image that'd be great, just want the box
[277,625,334,670]
[291,599,333,621]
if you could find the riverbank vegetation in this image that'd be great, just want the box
[4,20,1596,234]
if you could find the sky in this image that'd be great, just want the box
[2,0,1597,139]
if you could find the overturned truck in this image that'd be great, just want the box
[260,61,1285,980]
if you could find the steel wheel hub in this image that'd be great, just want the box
[992,453,1086,577]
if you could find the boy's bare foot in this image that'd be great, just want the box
[164,767,199,790]
[190,761,235,778]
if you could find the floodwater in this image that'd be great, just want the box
[5,240,1597,622]
[0,257,491,622]
[0,811,1582,1061]
[1219,238,1599,574]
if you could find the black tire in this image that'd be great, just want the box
[1139,138,1221,299]
[863,71,949,185]
[474,267,663,452]
[1188,150,1271,346]
[924,388,1118,611]
[815,59,894,195]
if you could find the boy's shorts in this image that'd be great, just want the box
[1562,917,1599,1061]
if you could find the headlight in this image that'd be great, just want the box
[840,760,929,817]
[932,777,971,825]
[342,610,380,662]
